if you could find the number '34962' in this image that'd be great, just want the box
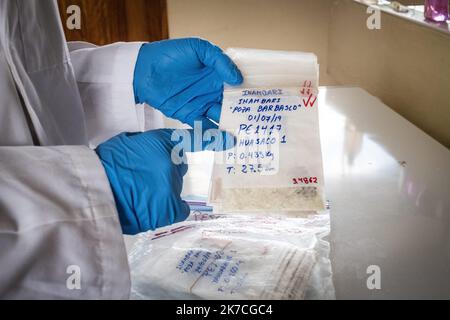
[292,177,318,185]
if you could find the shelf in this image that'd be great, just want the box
[354,0,450,35]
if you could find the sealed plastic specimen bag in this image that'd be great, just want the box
[209,48,325,213]
[126,212,334,300]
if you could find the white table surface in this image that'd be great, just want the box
[319,86,450,299]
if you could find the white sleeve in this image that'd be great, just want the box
[70,42,164,148]
[0,146,130,299]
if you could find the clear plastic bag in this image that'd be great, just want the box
[209,48,325,213]
[125,211,335,300]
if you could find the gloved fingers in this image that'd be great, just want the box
[202,128,236,152]
[188,109,236,152]
[170,118,212,154]
[196,117,235,152]
[168,86,223,128]
[191,38,243,86]
[205,102,222,124]
[175,200,191,224]
[177,159,188,177]
[152,193,190,229]
[158,68,221,115]
[169,85,223,124]
[213,51,244,86]
[186,115,218,131]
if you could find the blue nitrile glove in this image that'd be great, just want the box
[133,37,243,130]
[96,128,231,235]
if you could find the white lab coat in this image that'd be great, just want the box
[0,0,162,298]
[69,41,164,148]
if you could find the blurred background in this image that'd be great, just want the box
[56,0,450,149]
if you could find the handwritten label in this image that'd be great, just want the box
[220,87,318,180]
[210,85,325,212]
[176,248,246,294]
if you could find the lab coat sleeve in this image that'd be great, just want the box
[69,42,164,148]
[0,146,130,299]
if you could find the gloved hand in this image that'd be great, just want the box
[96,128,223,235]
[133,37,243,130]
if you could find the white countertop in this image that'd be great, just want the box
[319,86,450,299]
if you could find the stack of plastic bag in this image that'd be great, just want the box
[125,212,334,300]
[225,48,319,89]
